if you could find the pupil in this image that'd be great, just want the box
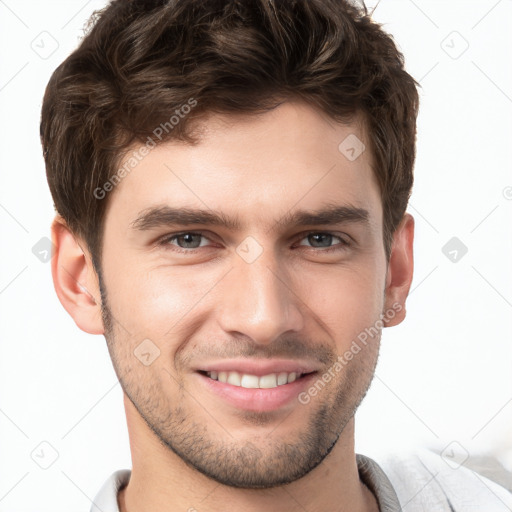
[310,233,331,247]
[181,234,199,248]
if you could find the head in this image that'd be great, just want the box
[43,0,418,489]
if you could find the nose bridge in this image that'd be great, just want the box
[217,243,303,344]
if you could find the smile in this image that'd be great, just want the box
[205,370,300,389]
[196,362,319,412]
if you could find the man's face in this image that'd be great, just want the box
[99,101,389,488]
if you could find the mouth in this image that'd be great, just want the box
[194,361,319,412]
[199,370,312,389]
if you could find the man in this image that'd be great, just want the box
[40,0,512,511]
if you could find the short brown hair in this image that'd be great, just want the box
[41,0,420,270]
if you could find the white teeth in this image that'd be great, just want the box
[277,372,288,385]
[259,374,277,388]
[240,374,259,388]
[206,370,302,388]
[227,371,241,386]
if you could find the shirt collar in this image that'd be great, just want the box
[90,454,401,512]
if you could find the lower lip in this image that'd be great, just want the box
[196,372,317,412]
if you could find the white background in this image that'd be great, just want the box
[0,1,511,510]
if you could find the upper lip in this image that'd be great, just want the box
[196,358,320,376]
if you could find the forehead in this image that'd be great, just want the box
[106,100,381,233]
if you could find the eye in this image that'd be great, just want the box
[158,231,213,251]
[296,232,351,252]
[157,230,351,254]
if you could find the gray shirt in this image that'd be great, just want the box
[90,450,512,511]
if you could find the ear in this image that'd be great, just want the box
[50,215,104,335]
[383,213,414,328]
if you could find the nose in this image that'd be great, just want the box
[216,249,304,346]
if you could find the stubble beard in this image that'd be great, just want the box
[98,278,380,489]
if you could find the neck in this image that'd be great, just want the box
[118,395,378,512]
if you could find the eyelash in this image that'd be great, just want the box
[157,231,351,254]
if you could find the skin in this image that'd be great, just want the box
[51,100,414,512]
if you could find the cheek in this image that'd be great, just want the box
[102,257,208,342]
[302,264,385,346]
[103,244,386,346]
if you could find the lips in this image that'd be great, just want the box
[196,358,319,377]
[195,359,320,412]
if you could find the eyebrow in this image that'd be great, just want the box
[130,203,370,234]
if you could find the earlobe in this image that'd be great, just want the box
[383,213,415,328]
[50,216,105,335]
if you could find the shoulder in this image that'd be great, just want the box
[90,469,131,512]
[374,449,512,511]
